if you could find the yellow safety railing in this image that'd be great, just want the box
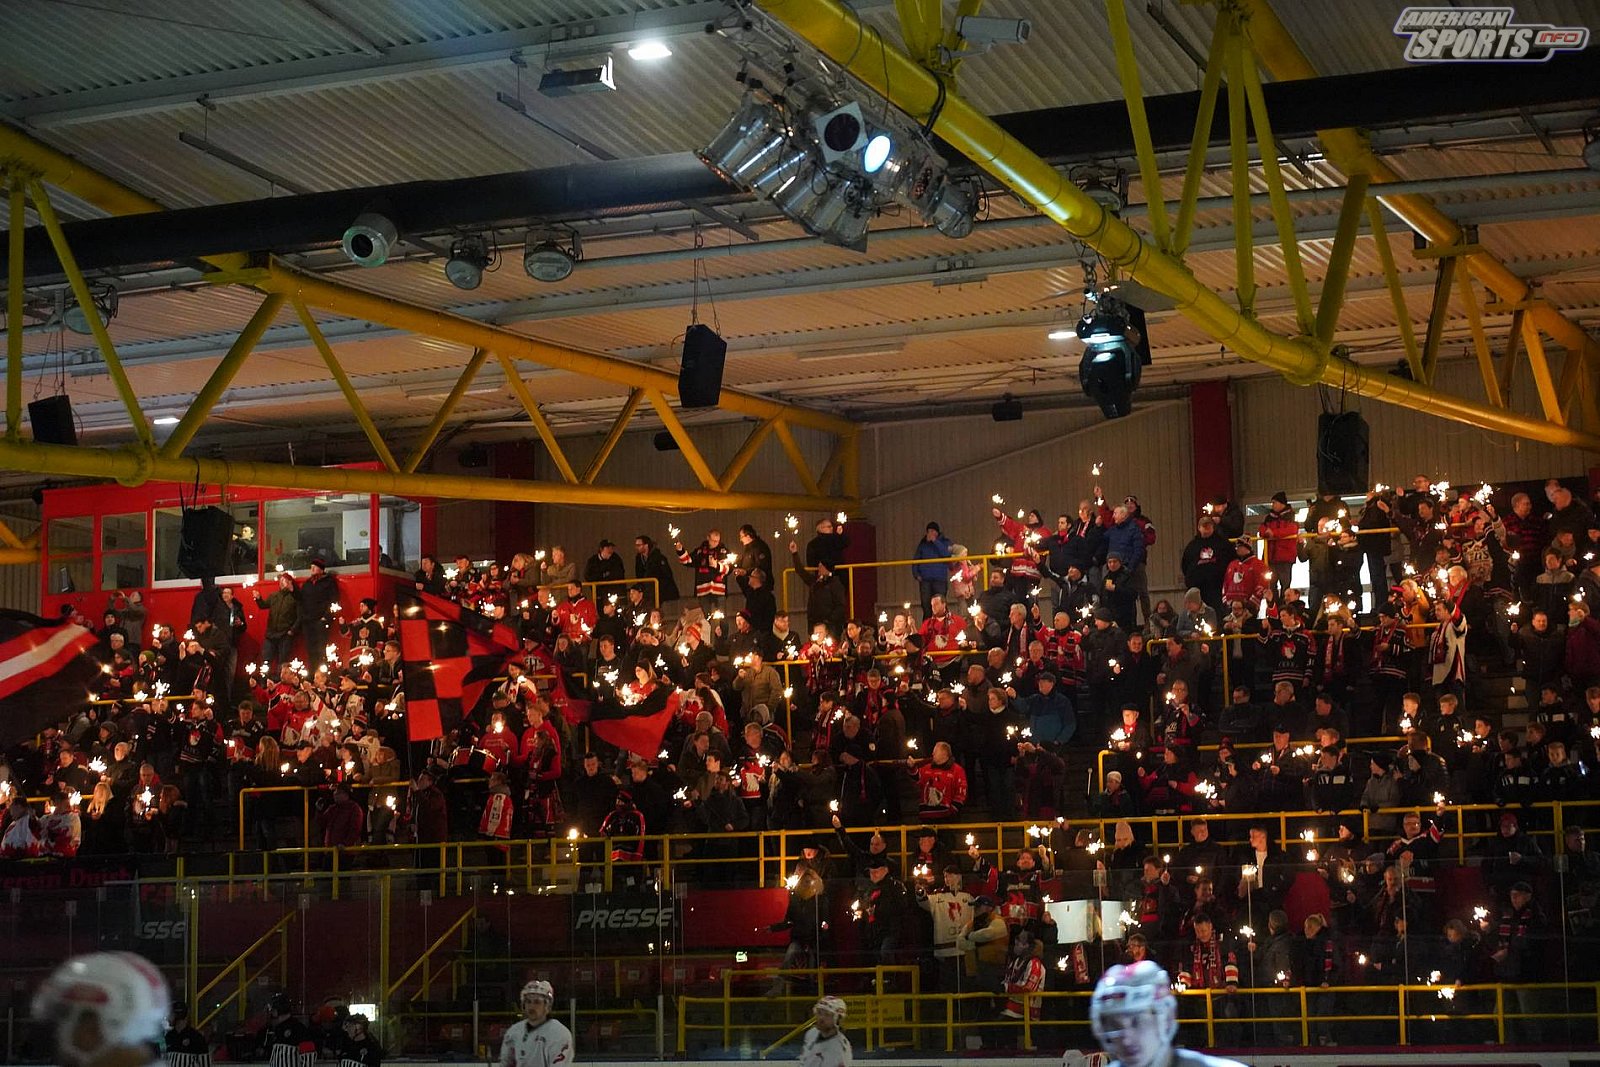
[388,904,477,1003]
[678,980,1600,1054]
[122,799,1600,902]
[192,911,293,1030]
[780,551,1018,616]
[1093,733,1409,794]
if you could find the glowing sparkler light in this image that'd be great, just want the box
[1090,463,1102,477]
[991,494,1004,505]
[667,524,681,539]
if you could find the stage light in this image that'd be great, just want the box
[1077,299,1144,419]
[813,102,868,165]
[444,235,492,291]
[60,285,118,335]
[925,176,977,238]
[699,98,791,187]
[524,236,579,283]
[862,133,892,173]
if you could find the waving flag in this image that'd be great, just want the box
[588,683,676,759]
[0,610,100,744]
[396,590,520,742]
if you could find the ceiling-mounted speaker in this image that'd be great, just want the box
[29,395,77,446]
[678,323,727,409]
[653,432,680,452]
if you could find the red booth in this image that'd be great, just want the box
[39,467,436,670]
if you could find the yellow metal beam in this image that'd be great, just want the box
[1420,254,1458,386]
[160,293,286,459]
[293,299,400,473]
[6,179,22,442]
[718,416,778,492]
[772,418,820,498]
[1105,0,1169,252]
[0,125,248,273]
[1519,316,1565,427]
[1173,9,1229,257]
[1314,173,1370,345]
[0,516,27,550]
[816,433,849,498]
[1365,198,1423,382]
[402,346,490,474]
[581,389,644,485]
[29,179,154,450]
[1237,33,1312,333]
[645,389,720,491]
[255,260,855,438]
[1454,270,1503,409]
[496,352,577,484]
[755,0,1600,451]
[1224,29,1254,314]
[0,437,854,512]
[1236,0,1600,398]
[894,0,943,65]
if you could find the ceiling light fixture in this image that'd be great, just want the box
[523,234,581,283]
[628,40,672,61]
[152,416,181,427]
[444,234,493,291]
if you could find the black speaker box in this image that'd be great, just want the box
[678,323,727,408]
[178,507,235,579]
[29,394,77,446]
[1317,411,1370,495]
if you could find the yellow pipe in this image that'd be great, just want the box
[1225,30,1255,313]
[28,180,154,451]
[1238,45,1312,333]
[257,260,857,438]
[0,546,38,564]
[1105,0,1169,252]
[295,298,401,473]
[161,292,286,458]
[403,346,491,473]
[771,419,820,498]
[755,0,1600,452]
[0,437,851,511]
[1365,198,1423,381]
[6,180,22,441]
[718,416,778,492]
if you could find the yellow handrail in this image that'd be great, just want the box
[387,904,476,1001]
[193,911,295,1030]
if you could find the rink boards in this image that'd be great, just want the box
[404,1053,1595,1066]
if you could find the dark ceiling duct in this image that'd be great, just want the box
[9,47,1597,280]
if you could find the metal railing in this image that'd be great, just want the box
[779,550,1018,616]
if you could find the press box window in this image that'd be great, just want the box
[152,503,259,582]
[46,515,91,595]
[99,512,147,591]
[263,495,371,573]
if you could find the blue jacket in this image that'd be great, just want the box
[1021,688,1076,744]
[912,536,954,581]
[1103,519,1146,570]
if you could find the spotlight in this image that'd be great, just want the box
[653,431,681,452]
[523,235,580,283]
[444,235,492,291]
[343,213,398,268]
[1047,327,1077,342]
[699,98,791,187]
[628,40,672,61]
[925,176,977,238]
[1077,299,1146,419]
[862,133,893,174]
[62,285,117,335]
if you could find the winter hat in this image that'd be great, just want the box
[1093,606,1115,622]
[1105,551,1124,563]
[1271,491,1289,506]
[865,853,890,871]
[1369,751,1393,771]
[927,522,942,535]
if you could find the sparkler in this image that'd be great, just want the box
[906,739,918,751]
[786,874,800,890]
[1275,971,1288,984]
[835,511,847,525]
[1085,840,1103,855]
[829,800,840,813]
[878,611,888,624]
[1357,953,1368,965]
[1239,925,1255,939]
[667,524,681,539]
[992,494,1004,505]
[139,787,155,806]
[567,827,581,841]
[385,796,398,810]
[965,833,976,846]
[1473,906,1489,922]
[1433,792,1447,805]
[1091,463,1103,477]
[88,758,106,775]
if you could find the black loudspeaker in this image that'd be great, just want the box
[29,394,77,446]
[178,507,234,579]
[653,431,681,452]
[1317,411,1370,495]
[678,323,727,408]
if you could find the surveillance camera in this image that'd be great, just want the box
[343,213,398,268]
[956,15,1031,45]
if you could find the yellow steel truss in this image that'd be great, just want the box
[757,0,1600,451]
[0,156,860,522]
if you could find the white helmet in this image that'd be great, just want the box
[519,980,554,1005]
[813,996,847,1022]
[1089,960,1177,1051]
[33,952,170,1066]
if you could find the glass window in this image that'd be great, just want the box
[100,512,146,554]
[99,512,148,591]
[152,502,261,583]
[46,515,92,556]
[375,496,422,575]
[262,494,371,573]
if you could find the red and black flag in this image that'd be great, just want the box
[0,610,100,744]
[587,682,676,759]
[396,589,519,743]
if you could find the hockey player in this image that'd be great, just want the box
[337,1014,383,1067]
[32,952,170,1067]
[1087,960,1246,1067]
[261,995,316,1067]
[498,981,573,1067]
[797,996,851,1067]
